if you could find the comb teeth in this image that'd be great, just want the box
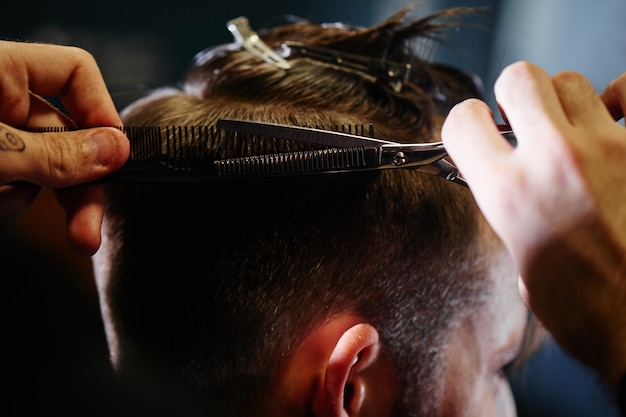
[25,124,377,182]
[215,147,371,177]
[315,123,375,137]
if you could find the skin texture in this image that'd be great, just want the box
[0,40,129,255]
[438,229,527,417]
[266,316,399,417]
[262,218,527,417]
[442,61,626,386]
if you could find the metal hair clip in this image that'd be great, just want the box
[226,17,410,92]
[227,16,291,70]
[281,41,411,93]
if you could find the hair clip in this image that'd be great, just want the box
[280,41,411,93]
[227,16,291,70]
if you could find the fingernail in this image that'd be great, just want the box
[89,131,118,166]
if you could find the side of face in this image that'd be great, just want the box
[437,225,527,417]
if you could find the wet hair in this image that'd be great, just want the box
[94,5,505,416]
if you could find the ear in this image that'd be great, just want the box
[316,323,383,417]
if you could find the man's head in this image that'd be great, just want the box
[93,6,531,417]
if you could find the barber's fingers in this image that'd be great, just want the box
[54,185,106,256]
[599,72,626,121]
[27,92,77,128]
[493,62,571,148]
[0,122,129,187]
[442,98,513,181]
[0,95,63,220]
[442,97,521,241]
[551,70,617,129]
[0,41,121,128]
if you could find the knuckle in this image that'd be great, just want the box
[608,72,626,96]
[494,61,540,99]
[551,70,589,92]
[552,69,582,82]
[66,45,98,69]
[41,134,86,183]
[0,58,29,122]
[500,61,537,81]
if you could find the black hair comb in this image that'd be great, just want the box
[29,119,516,186]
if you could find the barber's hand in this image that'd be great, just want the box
[0,41,129,256]
[441,61,626,385]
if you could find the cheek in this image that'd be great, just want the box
[439,327,519,417]
[492,376,518,417]
[438,295,525,415]
[439,366,518,417]
[458,372,519,417]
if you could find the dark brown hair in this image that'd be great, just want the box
[95,6,505,416]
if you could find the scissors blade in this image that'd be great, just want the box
[216,118,396,147]
[216,118,451,171]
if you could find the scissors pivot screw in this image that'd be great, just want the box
[392,151,407,166]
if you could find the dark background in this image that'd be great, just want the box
[3,0,624,416]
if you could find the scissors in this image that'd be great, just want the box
[215,118,517,187]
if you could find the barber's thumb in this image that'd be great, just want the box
[1,126,129,187]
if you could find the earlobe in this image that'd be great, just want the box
[322,323,381,417]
